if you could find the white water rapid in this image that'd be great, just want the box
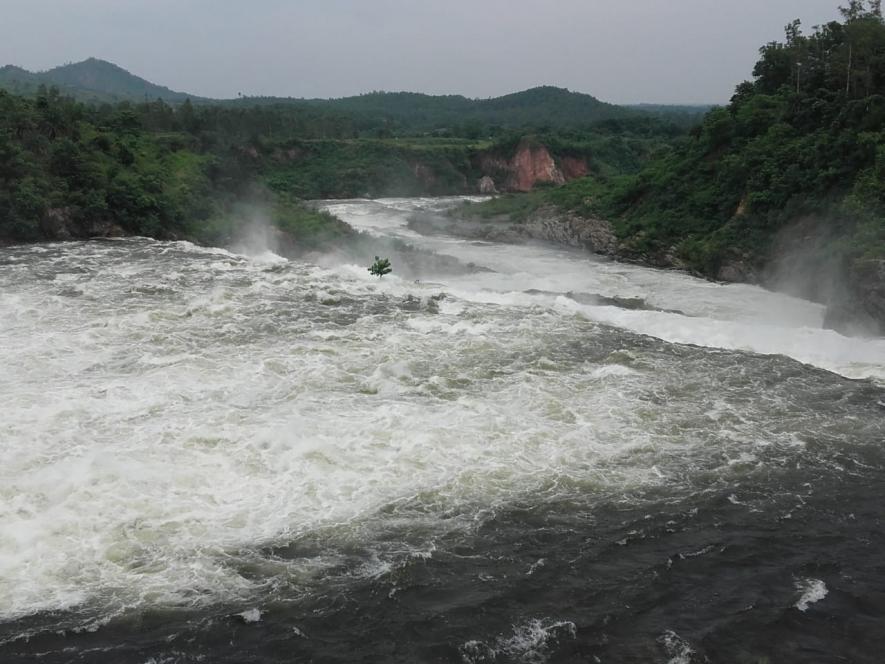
[1,197,882,640]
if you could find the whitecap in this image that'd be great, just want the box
[237,608,262,623]
[659,630,696,664]
[794,578,828,612]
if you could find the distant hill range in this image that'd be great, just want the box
[287,86,635,129]
[0,58,207,104]
[625,103,713,117]
[0,58,710,127]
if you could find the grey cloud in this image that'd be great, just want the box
[0,0,841,103]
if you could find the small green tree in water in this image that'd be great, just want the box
[368,256,392,278]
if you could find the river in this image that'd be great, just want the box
[1,197,883,663]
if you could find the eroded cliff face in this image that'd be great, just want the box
[475,142,586,193]
[508,144,566,191]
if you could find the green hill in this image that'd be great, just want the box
[0,59,655,131]
[238,86,638,132]
[43,58,205,102]
[0,65,43,96]
[607,5,884,291]
[0,58,205,103]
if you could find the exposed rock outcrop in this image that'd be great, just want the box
[509,144,565,191]
[507,206,884,335]
[716,255,759,284]
[411,162,437,189]
[39,208,125,241]
[520,205,618,255]
[418,204,619,257]
[39,207,76,240]
[477,176,498,194]
[475,141,587,193]
[560,157,589,180]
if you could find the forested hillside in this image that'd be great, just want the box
[462,2,885,330]
[289,86,641,134]
[0,81,685,246]
[0,89,351,247]
[607,1,885,275]
[0,58,699,134]
[0,58,205,104]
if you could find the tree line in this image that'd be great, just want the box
[600,1,884,274]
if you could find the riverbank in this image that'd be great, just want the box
[441,199,885,337]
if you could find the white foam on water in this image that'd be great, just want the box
[0,198,881,628]
[327,198,885,383]
[460,618,576,664]
[246,249,288,265]
[558,299,885,383]
[794,578,828,611]
[497,619,577,663]
[237,608,262,623]
[659,630,697,664]
[0,241,680,622]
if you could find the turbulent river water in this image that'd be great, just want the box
[1,197,884,663]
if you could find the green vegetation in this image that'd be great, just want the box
[1,79,688,247]
[368,256,393,278]
[458,175,611,223]
[262,137,488,199]
[0,58,698,135]
[257,120,682,201]
[0,58,206,104]
[465,3,885,280]
[3,6,881,326]
[625,104,714,126]
[0,59,694,245]
[291,86,637,135]
[605,2,885,273]
[0,87,348,246]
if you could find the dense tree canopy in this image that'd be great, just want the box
[0,80,688,244]
[605,3,885,269]
[0,88,349,245]
[476,3,884,282]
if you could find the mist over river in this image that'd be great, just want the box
[1,197,884,663]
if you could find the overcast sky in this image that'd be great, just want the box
[0,0,843,104]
